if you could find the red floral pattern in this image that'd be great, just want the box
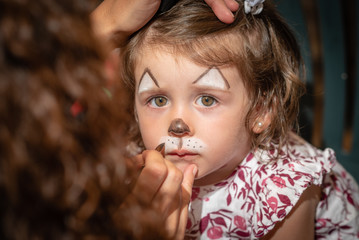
[185,133,359,239]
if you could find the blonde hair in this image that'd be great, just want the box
[121,0,305,151]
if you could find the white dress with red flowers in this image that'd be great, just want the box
[185,133,359,239]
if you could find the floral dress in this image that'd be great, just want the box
[185,133,359,239]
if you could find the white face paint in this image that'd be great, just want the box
[138,71,158,94]
[159,136,207,154]
[193,67,230,90]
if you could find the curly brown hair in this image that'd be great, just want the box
[121,0,305,151]
[0,0,166,239]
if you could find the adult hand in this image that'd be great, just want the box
[131,150,197,239]
[91,0,239,47]
[91,0,161,47]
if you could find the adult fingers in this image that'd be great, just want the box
[125,0,161,31]
[224,0,240,12]
[151,160,184,238]
[175,164,198,240]
[132,153,145,169]
[91,0,161,46]
[181,164,198,204]
[131,150,168,204]
[205,0,239,24]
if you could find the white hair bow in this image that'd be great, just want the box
[244,0,265,15]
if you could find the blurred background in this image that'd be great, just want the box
[276,0,359,181]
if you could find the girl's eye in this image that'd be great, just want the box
[196,95,217,107]
[148,96,168,107]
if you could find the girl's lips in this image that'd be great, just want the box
[168,150,197,157]
[167,150,199,160]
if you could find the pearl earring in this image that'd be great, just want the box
[258,122,263,127]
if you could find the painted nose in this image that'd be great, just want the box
[168,118,190,136]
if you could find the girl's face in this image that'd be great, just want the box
[134,47,251,186]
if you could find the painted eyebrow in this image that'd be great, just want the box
[138,68,160,91]
[192,67,230,89]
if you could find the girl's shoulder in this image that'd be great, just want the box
[246,132,334,189]
[236,132,335,237]
[242,132,359,238]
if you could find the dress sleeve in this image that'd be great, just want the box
[249,140,334,238]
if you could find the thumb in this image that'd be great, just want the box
[181,164,198,204]
[174,164,197,240]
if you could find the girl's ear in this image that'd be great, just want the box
[252,112,272,134]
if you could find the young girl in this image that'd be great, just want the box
[120,0,359,239]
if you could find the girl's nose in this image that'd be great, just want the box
[168,118,190,136]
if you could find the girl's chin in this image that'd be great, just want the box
[171,161,195,173]
[168,160,211,184]
[170,160,201,175]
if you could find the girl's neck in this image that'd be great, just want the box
[193,151,249,186]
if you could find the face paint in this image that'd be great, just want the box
[138,69,159,94]
[159,136,207,155]
[168,118,190,136]
[192,67,230,90]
